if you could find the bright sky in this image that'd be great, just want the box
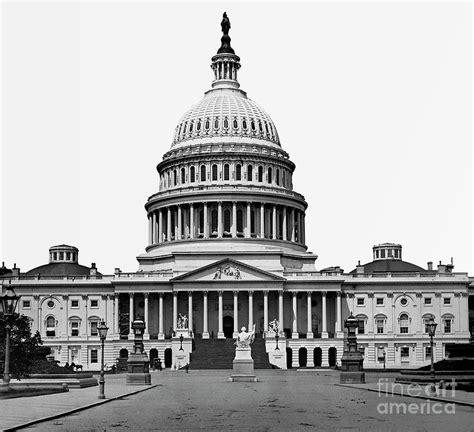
[1,1,472,275]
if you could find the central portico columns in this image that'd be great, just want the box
[278,291,284,334]
[306,291,313,339]
[336,292,343,337]
[321,291,328,338]
[173,292,178,332]
[218,291,225,338]
[143,292,150,339]
[158,293,164,340]
[248,290,254,329]
[129,293,134,335]
[263,291,268,336]
[188,291,193,334]
[202,291,209,339]
[292,292,299,338]
[233,291,239,338]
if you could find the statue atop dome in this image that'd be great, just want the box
[221,12,231,36]
[217,12,235,54]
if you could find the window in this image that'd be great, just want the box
[59,252,64,260]
[91,299,99,308]
[444,319,452,333]
[46,316,56,337]
[90,321,99,336]
[380,250,385,258]
[357,298,364,306]
[190,166,195,183]
[66,252,71,260]
[236,164,242,181]
[276,169,280,186]
[358,346,365,358]
[443,297,451,305]
[22,300,31,309]
[394,249,399,258]
[377,347,385,361]
[200,165,206,182]
[376,319,384,334]
[425,346,432,360]
[376,298,383,306]
[181,168,186,184]
[357,319,365,334]
[247,165,253,181]
[424,316,435,333]
[400,347,410,361]
[399,313,409,334]
[91,349,98,363]
[71,321,79,337]
[173,170,177,186]
[400,298,408,306]
[47,300,55,308]
[258,166,263,182]
[424,297,432,305]
[224,209,231,233]
[71,300,79,308]
[212,164,218,181]
[224,164,230,181]
[267,167,272,184]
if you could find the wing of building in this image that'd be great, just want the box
[3,15,473,371]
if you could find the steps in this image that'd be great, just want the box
[189,336,272,369]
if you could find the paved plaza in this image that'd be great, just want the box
[0,370,471,431]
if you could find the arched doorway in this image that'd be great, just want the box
[164,348,172,368]
[119,348,128,359]
[286,348,293,369]
[328,347,337,367]
[314,347,322,367]
[149,348,158,368]
[223,315,234,338]
[299,347,307,367]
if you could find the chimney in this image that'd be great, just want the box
[90,262,97,276]
[437,261,446,274]
[114,268,122,275]
[11,263,20,277]
[427,261,433,271]
[356,261,364,275]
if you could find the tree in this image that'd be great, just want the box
[0,313,45,379]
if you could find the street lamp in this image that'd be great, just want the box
[0,284,21,392]
[426,318,438,381]
[274,332,280,351]
[97,321,109,399]
[179,334,184,351]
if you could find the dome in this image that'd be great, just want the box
[25,262,99,277]
[171,89,280,149]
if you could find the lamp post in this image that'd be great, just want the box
[426,318,438,381]
[0,284,20,392]
[179,334,184,351]
[274,332,280,351]
[97,321,109,399]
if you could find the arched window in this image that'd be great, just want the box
[247,165,253,181]
[224,209,231,235]
[233,118,238,130]
[212,164,218,181]
[46,316,56,337]
[197,119,201,132]
[190,166,195,183]
[282,170,286,187]
[258,166,263,182]
[200,165,206,182]
[399,313,409,334]
[199,210,204,236]
[224,164,230,181]
[356,314,368,334]
[236,209,243,234]
[268,167,272,184]
[181,168,186,184]
[173,170,177,186]
[205,118,210,131]
[276,169,280,186]
[236,164,242,181]
[211,209,218,236]
[214,117,219,129]
[242,119,248,130]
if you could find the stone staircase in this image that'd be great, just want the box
[189,336,272,369]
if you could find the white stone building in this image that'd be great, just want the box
[2,16,472,371]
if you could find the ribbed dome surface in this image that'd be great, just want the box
[171,89,280,148]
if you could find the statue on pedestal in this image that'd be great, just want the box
[230,324,258,382]
[235,324,256,349]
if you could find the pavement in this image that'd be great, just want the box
[0,370,473,431]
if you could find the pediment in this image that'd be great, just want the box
[171,258,286,282]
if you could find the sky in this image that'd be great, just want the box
[1,1,472,275]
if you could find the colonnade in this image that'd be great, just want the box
[147,202,305,246]
[124,290,342,340]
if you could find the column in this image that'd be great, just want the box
[218,291,224,338]
[34,295,41,335]
[189,204,194,239]
[148,215,153,245]
[321,291,328,338]
[203,202,209,238]
[167,207,171,241]
[158,210,163,243]
[292,292,299,338]
[114,293,119,335]
[301,213,306,244]
[158,293,164,340]
[248,291,254,329]
[291,208,296,242]
[282,207,287,241]
[263,291,269,337]
[202,291,209,338]
[152,212,157,244]
[272,205,277,239]
[62,295,69,338]
[307,291,313,338]
[246,202,251,238]
[173,292,178,333]
[177,205,182,240]
[188,291,193,335]
[217,201,223,237]
[233,291,239,338]
[129,293,134,337]
[278,291,284,333]
[336,292,342,336]
[260,203,265,238]
[231,201,237,237]
[144,292,150,339]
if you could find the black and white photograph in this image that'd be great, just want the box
[1,1,472,430]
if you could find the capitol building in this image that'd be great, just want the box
[2,14,472,371]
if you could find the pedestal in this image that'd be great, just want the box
[229,347,258,382]
[126,353,151,385]
[340,352,365,384]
